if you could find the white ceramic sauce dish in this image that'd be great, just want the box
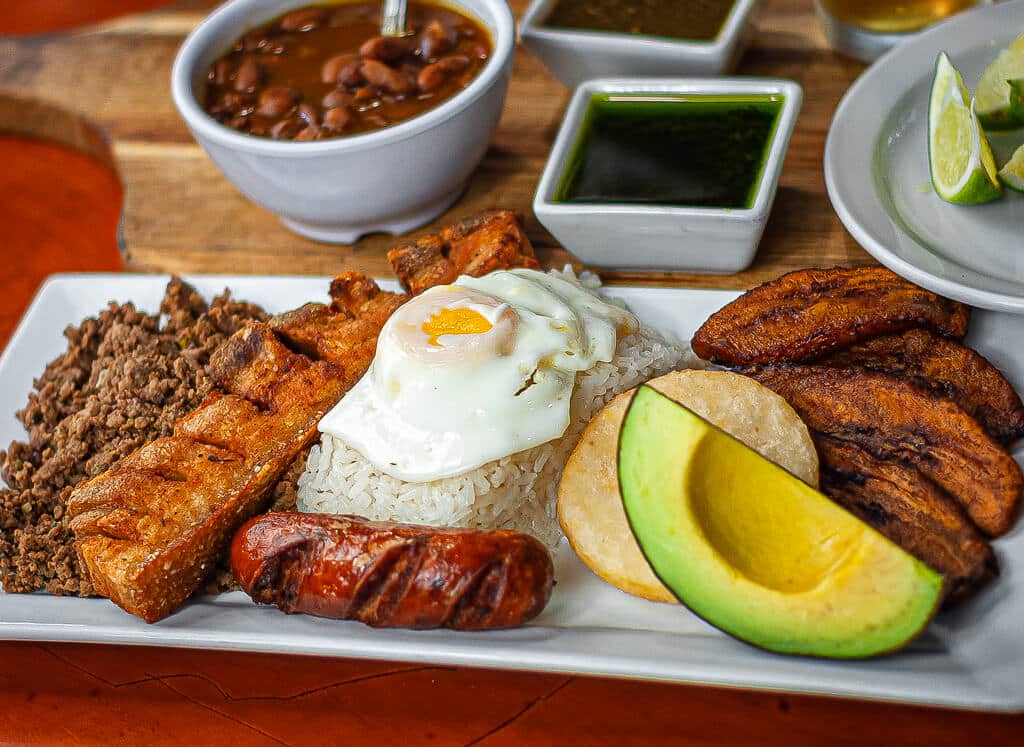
[519,0,757,89]
[171,0,514,243]
[533,77,802,273]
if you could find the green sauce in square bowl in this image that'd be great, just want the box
[553,93,785,210]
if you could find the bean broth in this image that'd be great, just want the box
[202,1,491,141]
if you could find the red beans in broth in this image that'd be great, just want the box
[202,1,492,141]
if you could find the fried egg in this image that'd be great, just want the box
[318,269,637,482]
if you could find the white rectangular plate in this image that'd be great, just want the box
[2,274,1022,712]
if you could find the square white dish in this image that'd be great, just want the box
[1,273,1022,712]
[533,78,802,273]
[519,0,756,89]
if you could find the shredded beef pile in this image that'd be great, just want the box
[0,278,301,597]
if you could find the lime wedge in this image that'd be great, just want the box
[998,144,1024,193]
[976,33,1024,130]
[1010,79,1024,121]
[928,52,1002,205]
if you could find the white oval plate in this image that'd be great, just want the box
[825,0,1024,313]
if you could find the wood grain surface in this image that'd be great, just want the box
[0,1,1021,745]
[0,0,871,286]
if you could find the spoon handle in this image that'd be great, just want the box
[381,0,408,36]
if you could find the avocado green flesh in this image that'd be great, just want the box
[618,386,944,659]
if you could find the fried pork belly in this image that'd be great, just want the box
[271,303,379,369]
[66,274,397,622]
[387,209,539,295]
[745,366,1023,537]
[692,267,970,366]
[270,274,409,368]
[208,323,314,408]
[329,270,408,326]
[816,436,998,605]
[819,329,1024,444]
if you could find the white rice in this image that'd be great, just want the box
[297,269,695,547]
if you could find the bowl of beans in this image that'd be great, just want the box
[171,0,513,243]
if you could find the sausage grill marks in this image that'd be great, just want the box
[203,2,491,141]
[231,513,555,630]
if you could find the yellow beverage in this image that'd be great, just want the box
[819,0,984,34]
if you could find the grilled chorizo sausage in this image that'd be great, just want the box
[230,512,555,630]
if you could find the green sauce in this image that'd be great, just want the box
[554,94,784,210]
[544,0,736,42]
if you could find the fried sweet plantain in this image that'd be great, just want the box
[745,366,1023,537]
[387,209,539,295]
[692,267,970,366]
[819,329,1024,444]
[816,436,998,605]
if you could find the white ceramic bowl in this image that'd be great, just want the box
[533,77,803,273]
[171,0,514,243]
[519,0,757,89]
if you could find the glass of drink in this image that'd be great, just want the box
[815,0,991,62]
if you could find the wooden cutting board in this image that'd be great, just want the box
[0,0,872,287]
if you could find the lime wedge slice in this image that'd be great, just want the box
[1010,78,1024,121]
[998,144,1024,193]
[929,52,1002,205]
[976,33,1024,130]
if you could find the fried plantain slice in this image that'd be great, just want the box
[816,436,998,606]
[692,267,970,366]
[744,366,1023,537]
[819,329,1024,444]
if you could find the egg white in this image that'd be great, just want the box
[318,270,637,482]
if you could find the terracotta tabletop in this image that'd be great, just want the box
[0,1,1021,744]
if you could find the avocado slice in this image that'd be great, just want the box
[618,385,944,659]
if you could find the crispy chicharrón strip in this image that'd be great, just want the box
[66,273,405,623]
[387,209,539,295]
[692,267,970,366]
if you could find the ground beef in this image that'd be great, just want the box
[0,278,270,596]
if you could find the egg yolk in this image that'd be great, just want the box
[422,307,493,347]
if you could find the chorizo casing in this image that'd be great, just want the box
[231,512,554,630]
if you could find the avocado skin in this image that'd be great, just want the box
[617,386,944,660]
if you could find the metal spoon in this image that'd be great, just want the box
[380,0,407,36]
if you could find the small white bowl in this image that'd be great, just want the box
[533,77,802,273]
[171,0,514,244]
[519,0,757,89]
